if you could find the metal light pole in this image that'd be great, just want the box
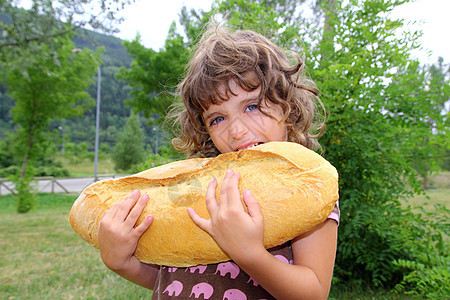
[94,66,101,181]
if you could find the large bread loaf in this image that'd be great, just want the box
[69,142,339,267]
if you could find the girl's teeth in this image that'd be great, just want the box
[239,143,261,151]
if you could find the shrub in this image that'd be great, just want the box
[131,153,174,173]
[9,171,37,213]
[0,165,20,177]
[112,114,146,172]
[392,204,449,298]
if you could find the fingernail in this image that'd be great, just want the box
[244,189,251,196]
[210,178,216,183]
[226,169,233,174]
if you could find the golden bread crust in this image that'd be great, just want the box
[68,142,339,267]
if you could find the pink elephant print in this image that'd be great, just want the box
[215,262,240,279]
[247,277,258,286]
[223,288,247,300]
[163,280,183,297]
[274,254,290,264]
[190,282,214,299]
[186,265,208,274]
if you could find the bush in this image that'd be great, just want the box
[392,204,450,298]
[112,114,146,172]
[393,256,450,298]
[0,165,20,177]
[0,136,16,169]
[34,165,70,177]
[10,172,37,213]
[131,153,174,173]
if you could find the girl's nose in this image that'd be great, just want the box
[229,117,249,140]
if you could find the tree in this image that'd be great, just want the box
[293,0,449,290]
[112,113,146,171]
[114,0,449,292]
[116,24,190,122]
[1,34,102,212]
[386,58,450,189]
[0,0,134,53]
[183,0,450,293]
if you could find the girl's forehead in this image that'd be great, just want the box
[194,74,262,115]
[218,80,242,96]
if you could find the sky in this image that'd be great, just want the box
[114,0,449,66]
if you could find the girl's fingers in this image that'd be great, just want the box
[125,193,150,227]
[187,208,211,234]
[132,214,154,237]
[222,170,242,209]
[243,189,263,223]
[114,190,141,221]
[219,169,237,207]
[204,178,219,214]
[218,170,231,207]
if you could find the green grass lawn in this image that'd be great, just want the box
[55,155,126,178]
[0,194,151,299]
[1,171,448,299]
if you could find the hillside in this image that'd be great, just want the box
[0,27,159,151]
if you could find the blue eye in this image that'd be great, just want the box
[246,104,258,112]
[210,116,225,126]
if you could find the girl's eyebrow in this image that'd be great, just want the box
[202,92,260,123]
[203,111,219,124]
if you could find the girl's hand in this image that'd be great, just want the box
[98,190,153,273]
[188,169,266,265]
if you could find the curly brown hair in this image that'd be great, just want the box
[167,25,325,158]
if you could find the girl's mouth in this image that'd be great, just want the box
[236,142,263,151]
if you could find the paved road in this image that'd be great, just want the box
[0,175,128,195]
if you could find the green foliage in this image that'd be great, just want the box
[9,170,37,213]
[0,136,15,169]
[0,0,134,53]
[0,85,14,140]
[393,257,450,298]
[112,114,147,171]
[391,203,450,298]
[116,26,190,122]
[131,153,175,173]
[34,158,70,177]
[61,142,93,163]
[299,0,449,291]
[175,0,450,294]
[386,58,450,188]
[0,31,102,212]
[1,2,136,159]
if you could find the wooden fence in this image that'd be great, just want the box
[0,175,117,195]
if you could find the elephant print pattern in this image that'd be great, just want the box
[151,203,340,299]
[151,242,293,299]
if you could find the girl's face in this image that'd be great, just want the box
[202,80,287,154]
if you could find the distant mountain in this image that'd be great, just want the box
[0,24,144,151]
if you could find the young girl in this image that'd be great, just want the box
[98,26,339,299]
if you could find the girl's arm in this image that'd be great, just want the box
[98,190,160,289]
[188,169,338,300]
[237,219,337,300]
